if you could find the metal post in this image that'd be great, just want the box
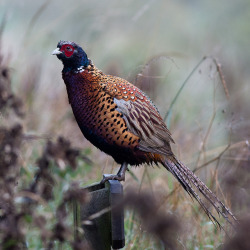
[80,178,125,250]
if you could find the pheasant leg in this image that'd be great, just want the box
[100,162,128,184]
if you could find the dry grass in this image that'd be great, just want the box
[1,1,250,248]
[1,40,249,249]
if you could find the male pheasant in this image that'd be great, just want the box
[52,40,236,226]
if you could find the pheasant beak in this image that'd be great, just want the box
[51,48,62,55]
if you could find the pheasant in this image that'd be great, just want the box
[52,40,236,227]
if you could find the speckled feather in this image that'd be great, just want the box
[54,40,237,228]
[63,61,170,166]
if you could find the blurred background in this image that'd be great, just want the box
[0,0,249,249]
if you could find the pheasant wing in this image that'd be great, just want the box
[102,75,174,156]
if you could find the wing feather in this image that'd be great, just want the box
[113,98,174,155]
[100,75,175,156]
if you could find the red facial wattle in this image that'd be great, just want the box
[60,44,74,57]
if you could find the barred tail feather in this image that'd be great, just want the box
[163,157,237,228]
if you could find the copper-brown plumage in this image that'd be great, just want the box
[63,62,173,166]
[52,40,237,227]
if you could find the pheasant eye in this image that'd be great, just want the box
[61,44,74,57]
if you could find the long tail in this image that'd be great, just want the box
[163,157,237,228]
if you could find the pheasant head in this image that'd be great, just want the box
[52,40,89,72]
